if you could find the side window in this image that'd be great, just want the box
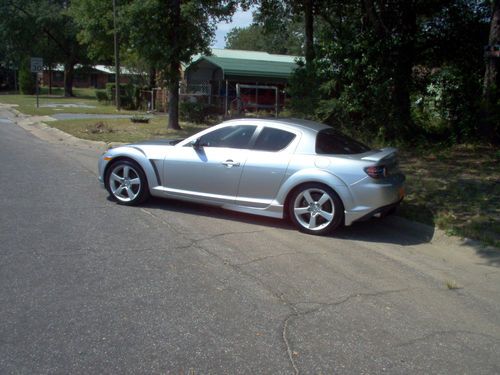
[253,127,296,151]
[199,125,257,149]
[315,129,371,155]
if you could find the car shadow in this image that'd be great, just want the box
[137,197,435,247]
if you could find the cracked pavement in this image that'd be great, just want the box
[1,106,499,374]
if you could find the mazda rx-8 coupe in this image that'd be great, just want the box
[98,118,405,235]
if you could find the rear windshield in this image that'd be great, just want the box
[316,129,371,155]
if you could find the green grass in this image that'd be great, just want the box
[399,144,500,248]
[0,88,137,116]
[48,117,208,143]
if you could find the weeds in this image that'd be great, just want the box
[446,280,460,290]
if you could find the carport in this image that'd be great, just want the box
[183,50,300,115]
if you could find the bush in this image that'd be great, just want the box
[105,83,137,110]
[95,90,108,102]
[180,101,206,123]
[19,64,35,95]
[416,66,481,143]
[130,114,150,123]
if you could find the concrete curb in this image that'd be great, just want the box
[1,104,125,152]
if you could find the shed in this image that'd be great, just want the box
[183,49,301,114]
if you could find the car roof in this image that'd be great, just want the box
[223,117,330,136]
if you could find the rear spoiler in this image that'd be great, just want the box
[361,147,398,162]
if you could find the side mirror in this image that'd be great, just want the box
[190,139,201,149]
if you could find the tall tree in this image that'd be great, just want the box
[255,0,319,65]
[73,0,237,130]
[360,0,418,139]
[0,0,87,97]
[484,0,500,100]
[225,23,303,55]
[483,0,500,142]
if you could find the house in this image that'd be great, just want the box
[41,65,138,89]
[183,49,301,114]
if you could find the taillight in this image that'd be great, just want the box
[364,165,387,179]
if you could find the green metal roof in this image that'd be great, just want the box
[207,48,299,63]
[189,55,299,80]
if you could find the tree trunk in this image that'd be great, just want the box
[362,0,416,141]
[48,64,52,95]
[167,0,181,130]
[149,67,157,88]
[482,0,500,143]
[483,0,500,106]
[168,62,181,130]
[63,62,75,97]
[388,3,416,141]
[304,0,315,66]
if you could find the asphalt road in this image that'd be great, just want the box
[1,106,499,374]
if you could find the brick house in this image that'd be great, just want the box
[41,65,137,89]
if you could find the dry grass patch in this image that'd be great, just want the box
[48,117,208,143]
[399,144,499,248]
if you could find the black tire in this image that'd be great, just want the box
[288,183,344,235]
[105,159,150,205]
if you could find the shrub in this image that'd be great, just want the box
[105,83,137,109]
[95,90,108,102]
[417,66,481,143]
[19,64,35,95]
[180,101,206,123]
[130,115,150,123]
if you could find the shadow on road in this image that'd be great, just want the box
[136,197,436,247]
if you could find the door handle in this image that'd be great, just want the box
[222,160,240,168]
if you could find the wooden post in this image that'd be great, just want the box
[225,79,228,116]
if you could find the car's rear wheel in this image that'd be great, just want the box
[289,183,343,235]
[106,160,149,205]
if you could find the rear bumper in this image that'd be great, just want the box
[347,197,403,224]
[344,177,405,226]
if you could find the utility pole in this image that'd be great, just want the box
[112,0,121,110]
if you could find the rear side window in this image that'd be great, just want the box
[316,129,371,155]
[253,127,296,151]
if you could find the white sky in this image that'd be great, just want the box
[212,6,254,49]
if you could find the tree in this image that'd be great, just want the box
[483,0,500,143]
[255,0,319,65]
[73,0,237,130]
[484,0,500,101]
[225,23,303,55]
[0,0,87,97]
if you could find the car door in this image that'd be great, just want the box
[236,126,299,208]
[162,124,257,204]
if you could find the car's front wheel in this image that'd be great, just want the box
[289,183,343,235]
[105,160,149,205]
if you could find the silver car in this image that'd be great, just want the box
[98,118,405,235]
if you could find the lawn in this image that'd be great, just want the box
[50,117,208,143]
[0,88,138,116]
